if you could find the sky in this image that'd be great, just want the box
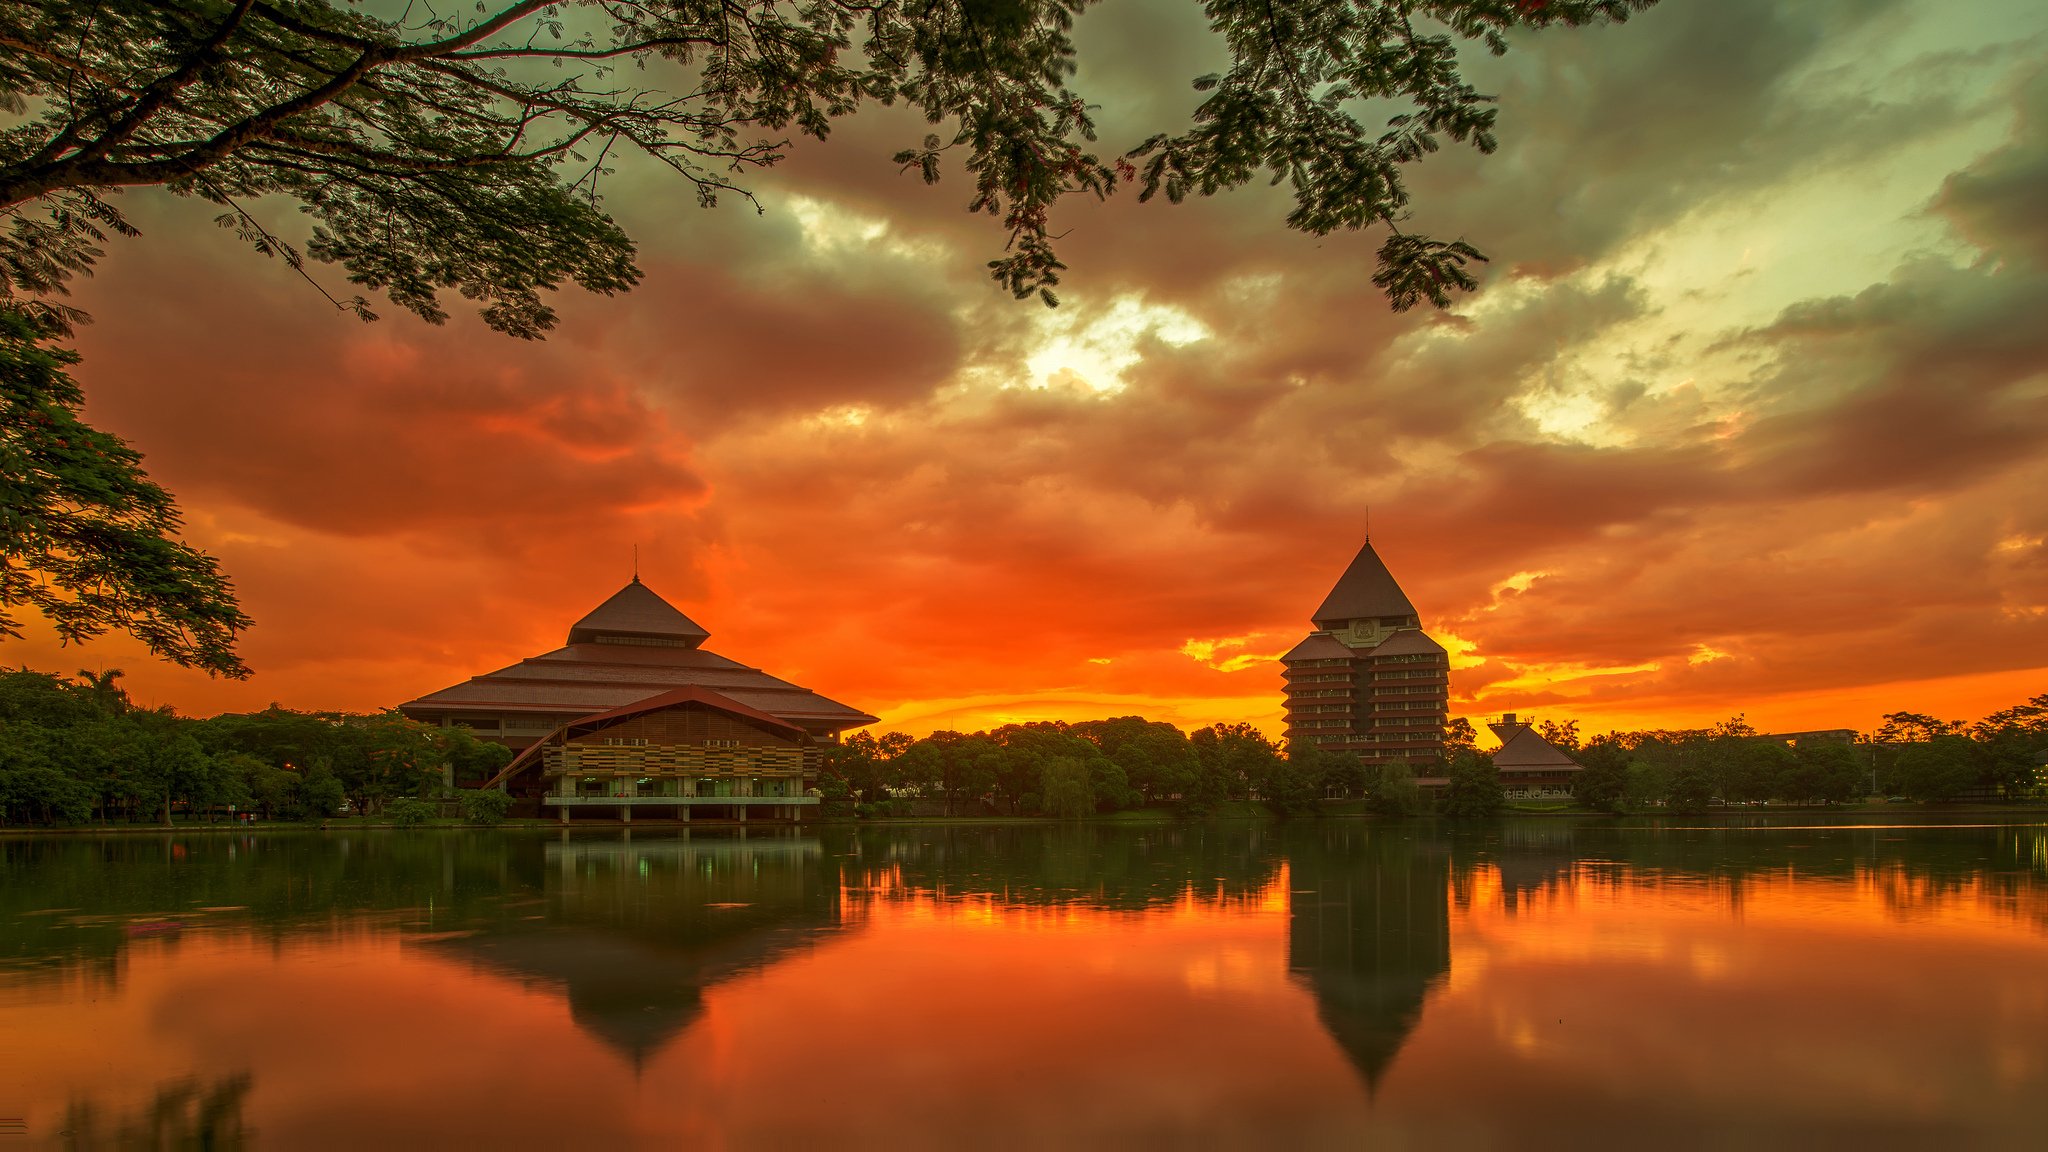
[10,0,2048,739]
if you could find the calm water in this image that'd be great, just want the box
[3,819,2046,1149]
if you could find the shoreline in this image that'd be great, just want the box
[6,801,2048,836]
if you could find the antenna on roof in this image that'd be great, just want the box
[632,544,640,583]
[1364,505,1371,543]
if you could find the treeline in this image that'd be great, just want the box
[0,669,509,826]
[1543,697,2048,813]
[816,717,1477,819]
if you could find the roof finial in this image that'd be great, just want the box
[1364,505,1371,543]
[632,544,640,583]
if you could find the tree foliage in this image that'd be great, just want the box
[0,668,490,825]
[0,0,1657,324]
[1366,759,1421,816]
[1436,749,1501,818]
[0,313,249,674]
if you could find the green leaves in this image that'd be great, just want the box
[0,311,251,676]
[0,1,1657,325]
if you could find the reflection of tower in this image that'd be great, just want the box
[1286,826,1451,1092]
[420,834,841,1069]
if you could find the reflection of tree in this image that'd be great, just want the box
[1430,820,2048,933]
[62,1073,251,1151]
[825,824,1285,914]
[1283,825,1450,1092]
[0,831,542,978]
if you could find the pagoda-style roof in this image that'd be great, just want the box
[1491,726,1582,772]
[1281,632,1357,663]
[399,580,876,735]
[1312,540,1418,626]
[567,577,711,646]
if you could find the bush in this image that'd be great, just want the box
[1666,763,1715,815]
[458,789,513,826]
[1367,762,1421,817]
[1437,755,1503,819]
[387,797,435,827]
[301,769,345,821]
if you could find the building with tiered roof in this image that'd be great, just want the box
[399,578,876,816]
[399,577,876,747]
[1280,540,1449,763]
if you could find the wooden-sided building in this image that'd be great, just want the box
[485,686,818,822]
[1487,714,1583,798]
[399,577,876,807]
[1280,540,1450,764]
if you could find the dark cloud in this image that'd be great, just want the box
[1938,68,2048,268]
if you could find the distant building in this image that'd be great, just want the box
[1757,729,1859,747]
[1487,714,1582,798]
[1280,540,1449,763]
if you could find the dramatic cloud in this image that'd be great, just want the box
[10,0,2047,740]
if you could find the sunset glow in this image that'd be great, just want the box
[10,0,2045,738]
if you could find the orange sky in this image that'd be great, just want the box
[7,0,2047,738]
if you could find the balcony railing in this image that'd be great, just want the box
[545,795,819,807]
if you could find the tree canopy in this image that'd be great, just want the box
[1,0,1657,328]
[0,312,250,674]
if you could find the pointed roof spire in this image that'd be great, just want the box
[1311,539,1417,626]
[567,579,711,647]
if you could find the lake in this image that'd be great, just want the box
[3,819,2046,1149]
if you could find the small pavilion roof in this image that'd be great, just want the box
[1492,726,1582,771]
[1366,629,1444,658]
[1312,540,1418,626]
[1282,632,1357,663]
[568,578,711,646]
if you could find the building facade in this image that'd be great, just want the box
[486,687,819,823]
[1280,541,1449,764]
[1487,713,1583,797]
[400,577,876,810]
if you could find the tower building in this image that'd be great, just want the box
[1280,540,1449,763]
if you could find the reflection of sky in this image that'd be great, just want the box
[7,1,2045,741]
[5,837,2048,1145]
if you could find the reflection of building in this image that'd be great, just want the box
[1487,822,1581,913]
[1286,828,1450,1091]
[487,686,820,822]
[1281,540,1449,763]
[1488,714,1583,798]
[420,835,838,1068]
[399,577,876,751]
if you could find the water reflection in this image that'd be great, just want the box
[1,820,2045,1145]
[418,836,840,1067]
[1285,826,1448,1091]
[60,1074,252,1152]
